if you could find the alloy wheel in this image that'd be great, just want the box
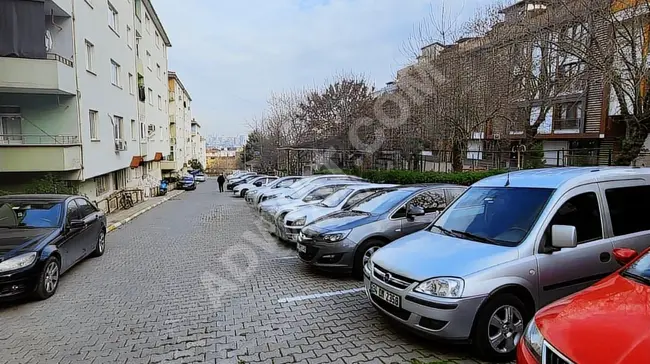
[488,305,524,354]
[44,261,60,293]
[98,231,106,253]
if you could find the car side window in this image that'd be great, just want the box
[66,200,80,223]
[605,185,650,237]
[75,198,96,218]
[548,192,602,244]
[414,190,447,213]
[343,191,376,210]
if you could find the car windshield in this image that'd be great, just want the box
[321,188,354,208]
[430,187,554,247]
[182,177,194,182]
[623,252,650,285]
[0,201,63,228]
[351,189,412,214]
[288,183,321,199]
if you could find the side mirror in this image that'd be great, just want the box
[551,225,577,249]
[407,205,426,218]
[613,248,638,266]
[68,219,86,230]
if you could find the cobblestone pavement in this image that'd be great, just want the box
[0,180,488,364]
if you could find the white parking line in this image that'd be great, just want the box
[277,287,365,303]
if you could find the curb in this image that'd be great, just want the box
[106,190,184,233]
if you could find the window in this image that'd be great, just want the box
[393,190,447,219]
[145,13,151,32]
[66,201,80,223]
[343,190,378,210]
[131,119,137,140]
[155,31,160,48]
[95,175,109,196]
[128,73,134,94]
[126,26,133,48]
[110,60,121,86]
[158,95,162,109]
[548,192,602,244]
[304,186,339,202]
[89,110,99,140]
[148,88,153,105]
[85,40,95,72]
[146,51,151,69]
[75,198,97,218]
[605,186,650,237]
[113,115,123,140]
[140,122,146,139]
[108,2,118,32]
[156,64,161,79]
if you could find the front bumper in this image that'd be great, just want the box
[0,264,41,300]
[363,266,485,340]
[297,237,358,271]
[517,342,538,364]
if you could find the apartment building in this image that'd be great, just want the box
[0,0,171,202]
[164,71,193,175]
[190,119,207,168]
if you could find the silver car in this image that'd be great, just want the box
[245,176,302,204]
[364,167,650,361]
[282,184,396,243]
[254,174,365,209]
[299,185,466,278]
[233,176,278,197]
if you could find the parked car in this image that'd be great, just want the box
[281,184,396,243]
[300,184,465,278]
[179,175,197,191]
[518,246,650,364]
[364,167,650,361]
[245,176,303,204]
[227,172,256,184]
[255,174,365,209]
[227,174,259,191]
[0,194,107,301]
[195,172,207,182]
[234,176,278,197]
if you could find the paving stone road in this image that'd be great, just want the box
[0,179,488,364]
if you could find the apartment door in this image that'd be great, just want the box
[0,114,22,144]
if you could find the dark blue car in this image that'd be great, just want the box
[179,176,197,191]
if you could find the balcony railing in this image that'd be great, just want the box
[553,118,583,133]
[0,134,79,145]
[46,53,73,67]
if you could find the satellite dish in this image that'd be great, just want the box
[45,30,53,52]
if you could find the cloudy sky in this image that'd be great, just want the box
[154,0,488,136]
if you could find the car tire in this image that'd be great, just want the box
[33,256,61,300]
[353,239,384,280]
[472,293,530,362]
[240,189,248,198]
[91,229,106,257]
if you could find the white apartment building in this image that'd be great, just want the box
[0,0,171,204]
[190,119,207,168]
[164,71,193,175]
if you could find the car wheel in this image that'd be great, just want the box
[472,293,529,362]
[33,257,61,300]
[240,189,248,198]
[91,229,106,257]
[353,239,384,280]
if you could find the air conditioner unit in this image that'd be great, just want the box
[114,139,127,151]
[493,133,501,140]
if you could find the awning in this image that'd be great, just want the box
[154,152,164,161]
[130,156,143,169]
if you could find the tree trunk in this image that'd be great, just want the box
[615,117,650,166]
[451,139,465,172]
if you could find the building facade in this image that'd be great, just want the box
[190,119,206,168]
[165,71,192,175]
[0,0,171,203]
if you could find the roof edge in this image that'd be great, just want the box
[142,0,171,47]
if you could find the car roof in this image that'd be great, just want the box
[474,167,650,189]
[342,184,396,191]
[0,194,74,203]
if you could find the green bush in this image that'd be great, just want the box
[354,169,505,186]
[23,174,78,195]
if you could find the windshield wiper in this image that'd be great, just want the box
[431,225,457,237]
[621,271,650,286]
[451,230,501,245]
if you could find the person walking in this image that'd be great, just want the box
[217,173,226,193]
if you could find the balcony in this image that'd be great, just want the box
[552,118,583,134]
[0,134,81,172]
[0,54,75,95]
[46,0,72,17]
[139,139,148,157]
[160,155,176,171]
[169,91,175,101]
[137,101,146,122]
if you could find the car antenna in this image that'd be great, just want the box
[504,171,511,187]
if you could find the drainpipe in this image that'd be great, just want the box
[70,0,85,184]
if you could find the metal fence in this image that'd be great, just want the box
[96,189,144,214]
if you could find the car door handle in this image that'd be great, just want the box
[600,252,611,263]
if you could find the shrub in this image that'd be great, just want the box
[355,169,505,186]
[23,174,78,195]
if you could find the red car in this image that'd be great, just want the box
[518,247,650,364]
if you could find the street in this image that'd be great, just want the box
[0,179,483,364]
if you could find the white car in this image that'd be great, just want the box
[195,173,207,182]
[233,176,277,197]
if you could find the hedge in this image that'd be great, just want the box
[316,168,505,186]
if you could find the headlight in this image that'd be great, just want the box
[523,319,543,362]
[0,252,37,273]
[320,230,351,242]
[414,277,464,298]
[293,217,306,226]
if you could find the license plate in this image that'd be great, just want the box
[296,243,307,253]
[371,283,400,307]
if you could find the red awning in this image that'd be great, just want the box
[154,152,164,161]
[130,156,143,168]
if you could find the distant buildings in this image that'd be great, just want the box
[206,133,248,148]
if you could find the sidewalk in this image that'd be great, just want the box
[106,189,184,233]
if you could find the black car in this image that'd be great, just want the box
[0,194,107,301]
[227,175,259,191]
[179,176,197,191]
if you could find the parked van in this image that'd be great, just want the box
[364,167,650,361]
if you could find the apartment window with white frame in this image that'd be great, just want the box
[85,40,95,72]
[131,119,137,141]
[126,26,133,48]
[113,115,123,140]
[128,73,134,94]
[110,60,121,87]
[155,31,160,48]
[158,95,162,109]
[108,2,118,33]
[148,88,153,105]
[145,13,151,32]
[89,110,99,140]
[156,64,161,79]
[146,51,151,69]
[140,122,146,139]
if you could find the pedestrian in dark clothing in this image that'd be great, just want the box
[217,174,226,193]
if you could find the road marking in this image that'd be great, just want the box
[277,287,365,303]
[272,256,298,261]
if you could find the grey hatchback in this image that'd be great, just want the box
[298,185,466,278]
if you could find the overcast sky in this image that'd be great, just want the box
[154,0,487,136]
